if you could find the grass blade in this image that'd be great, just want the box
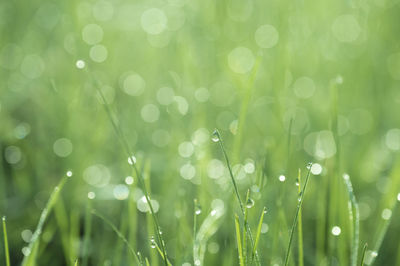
[283,163,313,266]
[82,196,93,266]
[22,173,70,266]
[235,214,244,266]
[252,207,267,261]
[360,243,368,266]
[2,216,10,266]
[343,174,360,266]
[243,190,250,265]
[74,259,78,266]
[297,169,304,266]
[92,73,168,266]
[212,129,260,264]
[91,209,143,266]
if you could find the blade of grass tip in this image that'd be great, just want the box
[252,207,267,261]
[343,174,359,266]
[2,216,10,266]
[74,259,78,266]
[243,190,250,265]
[212,129,260,265]
[92,209,143,266]
[235,214,244,266]
[297,169,304,266]
[92,73,168,266]
[360,243,368,266]
[284,163,313,266]
[22,173,70,266]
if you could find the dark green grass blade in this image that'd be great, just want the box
[22,174,70,266]
[284,164,313,266]
[235,214,244,266]
[92,209,143,266]
[2,216,10,266]
[360,243,368,266]
[82,197,93,266]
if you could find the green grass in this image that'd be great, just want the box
[2,0,400,265]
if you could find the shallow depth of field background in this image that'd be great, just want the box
[1,0,400,265]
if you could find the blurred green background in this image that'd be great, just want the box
[1,0,400,265]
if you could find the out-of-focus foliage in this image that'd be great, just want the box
[1,0,400,265]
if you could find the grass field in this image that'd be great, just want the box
[1,0,400,265]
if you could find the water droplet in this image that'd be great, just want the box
[210,209,217,216]
[2,216,5,221]
[125,176,134,185]
[76,59,85,69]
[211,130,220,142]
[381,208,392,220]
[295,178,299,187]
[246,198,255,208]
[195,204,202,215]
[263,207,267,214]
[128,155,136,165]
[278,175,286,182]
[88,191,96,199]
[306,162,313,170]
[22,247,31,256]
[397,193,400,202]
[150,236,156,249]
[66,170,73,177]
[370,250,378,257]
[194,259,201,266]
[331,226,341,236]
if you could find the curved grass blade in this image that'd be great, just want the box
[2,216,10,266]
[283,164,313,266]
[91,209,143,266]
[360,243,368,266]
[22,173,70,266]
[342,174,360,266]
[93,73,168,265]
[235,214,244,266]
[212,129,260,265]
[252,207,267,261]
[74,259,78,266]
[243,190,250,265]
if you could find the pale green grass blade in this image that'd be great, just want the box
[235,214,244,266]
[74,259,78,266]
[297,169,304,266]
[93,75,168,265]
[343,174,359,266]
[2,216,10,266]
[360,243,368,266]
[243,190,250,265]
[92,209,143,266]
[252,207,267,261]
[212,129,260,265]
[22,173,70,266]
[284,164,313,266]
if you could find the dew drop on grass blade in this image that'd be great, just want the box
[22,173,70,266]
[283,163,313,266]
[2,216,10,266]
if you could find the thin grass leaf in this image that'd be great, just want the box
[243,190,250,265]
[74,259,78,266]
[284,164,313,266]
[22,174,70,266]
[92,73,168,266]
[342,173,360,266]
[212,129,260,265]
[2,216,10,266]
[235,214,244,266]
[297,169,304,266]
[360,243,368,266]
[91,209,143,266]
[252,207,267,261]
